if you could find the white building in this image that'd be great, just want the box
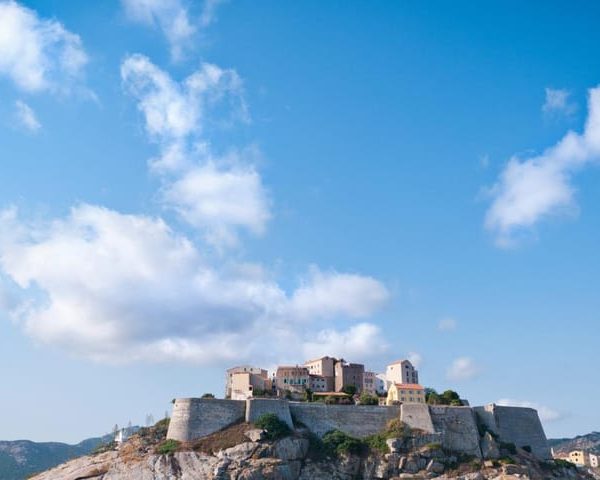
[375,373,389,395]
[386,359,419,385]
[590,453,600,468]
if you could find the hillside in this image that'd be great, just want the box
[28,418,594,480]
[549,432,600,456]
[0,435,111,480]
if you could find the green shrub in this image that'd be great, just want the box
[522,445,532,453]
[359,392,379,405]
[157,439,180,455]
[254,413,291,440]
[92,441,116,454]
[365,432,388,453]
[201,393,215,399]
[553,458,576,469]
[498,456,516,465]
[322,430,366,456]
[341,385,357,396]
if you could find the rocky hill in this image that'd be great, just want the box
[29,417,593,480]
[0,435,110,480]
[549,432,600,456]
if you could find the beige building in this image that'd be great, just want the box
[569,450,587,466]
[386,359,419,385]
[589,453,600,468]
[334,359,364,393]
[386,383,425,405]
[225,366,268,398]
[275,366,310,393]
[230,371,269,400]
[304,356,335,391]
[363,371,376,395]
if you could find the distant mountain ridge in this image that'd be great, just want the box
[549,432,600,456]
[0,435,111,480]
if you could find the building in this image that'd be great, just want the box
[275,366,310,394]
[334,359,364,393]
[363,371,376,395]
[225,366,268,398]
[230,371,270,400]
[304,356,335,391]
[569,450,587,466]
[386,359,419,385]
[309,374,329,392]
[590,454,600,468]
[375,373,389,395]
[386,383,425,405]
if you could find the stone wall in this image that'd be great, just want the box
[400,403,434,433]
[289,403,401,438]
[473,404,550,459]
[167,398,245,442]
[167,397,550,460]
[430,406,482,458]
[246,398,294,429]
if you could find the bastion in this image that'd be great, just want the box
[166,397,551,459]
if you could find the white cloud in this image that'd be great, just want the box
[485,85,600,247]
[542,88,576,117]
[0,205,388,364]
[407,351,422,368]
[161,160,270,247]
[446,357,481,381]
[14,100,40,132]
[289,266,390,321]
[496,398,562,423]
[0,1,87,93]
[437,317,457,332]
[121,54,264,248]
[302,323,387,362]
[199,0,226,28]
[122,0,224,61]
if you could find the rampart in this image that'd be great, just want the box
[289,403,401,438]
[246,398,294,429]
[430,406,482,457]
[167,398,550,459]
[167,398,245,442]
[473,404,551,459]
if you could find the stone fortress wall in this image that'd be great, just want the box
[167,398,551,459]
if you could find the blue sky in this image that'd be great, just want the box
[1,0,599,443]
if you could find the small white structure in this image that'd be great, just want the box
[115,427,130,445]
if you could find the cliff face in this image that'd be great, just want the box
[30,423,592,480]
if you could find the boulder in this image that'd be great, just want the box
[387,437,405,453]
[245,429,267,442]
[220,442,258,461]
[272,437,309,461]
[480,432,500,460]
[425,460,445,474]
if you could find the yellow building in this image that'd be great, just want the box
[386,383,425,406]
[569,450,587,466]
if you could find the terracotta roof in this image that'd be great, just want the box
[393,383,424,391]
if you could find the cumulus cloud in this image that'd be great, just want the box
[122,0,225,61]
[542,88,576,117]
[14,100,40,132]
[437,317,457,332]
[485,86,600,247]
[289,266,390,321]
[121,54,265,248]
[0,205,388,364]
[446,356,481,381]
[302,323,387,362]
[0,0,87,93]
[496,398,562,423]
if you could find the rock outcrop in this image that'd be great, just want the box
[30,422,593,480]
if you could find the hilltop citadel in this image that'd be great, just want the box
[167,356,552,460]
